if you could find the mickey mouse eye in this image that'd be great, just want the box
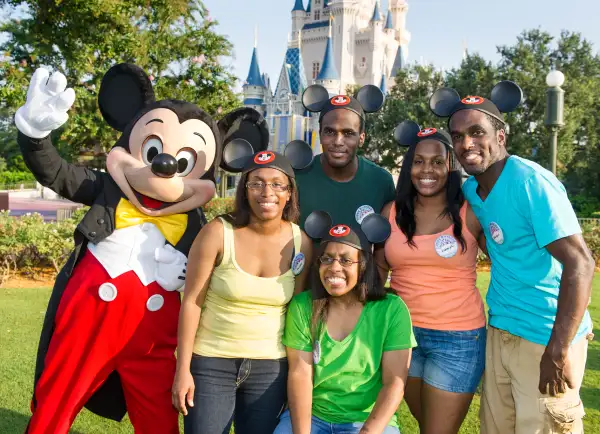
[175,149,197,177]
[142,136,163,165]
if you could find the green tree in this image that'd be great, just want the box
[0,0,241,165]
[362,64,446,170]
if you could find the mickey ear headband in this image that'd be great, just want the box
[429,81,523,124]
[221,138,315,176]
[301,84,385,121]
[304,210,391,252]
[393,120,453,149]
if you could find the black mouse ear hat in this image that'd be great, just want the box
[393,120,453,149]
[304,210,391,252]
[302,84,385,123]
[429,80,523,124]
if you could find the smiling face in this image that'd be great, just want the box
[319,109,365,169]
[449,110,506,176]
[410,139,449,198]
[245,167,291,222]
[106,107,218,215]
[318,242,361,297]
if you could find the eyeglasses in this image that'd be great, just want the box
[319,256,360,267]
[246,181,290,192]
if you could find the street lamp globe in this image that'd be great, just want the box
[546,70,565,88]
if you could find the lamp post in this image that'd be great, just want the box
[545,70,565,175]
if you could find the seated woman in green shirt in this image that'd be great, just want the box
[274,210,417,434]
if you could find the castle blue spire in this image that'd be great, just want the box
[379,73,387,94]
[371,1,383,22]
[246,47,265,87]
[384,10,393,29]
[324,0,329,7]
[292,0,305,12]
[317,33,339,81]
[391,45,405,77]
[306,0,311,13]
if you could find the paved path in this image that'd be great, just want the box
[7,197,82,221]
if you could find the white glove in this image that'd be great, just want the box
[154,244,187,292]
[14,68,76,139]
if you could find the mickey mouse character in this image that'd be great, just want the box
[15,63,268,434]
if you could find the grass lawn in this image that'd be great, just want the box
[1,273,599,433]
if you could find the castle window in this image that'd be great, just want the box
[315,10,320,20]
[312,62,320,79]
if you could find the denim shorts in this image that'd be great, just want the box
[408,326,486,394]
[274,409,400,434]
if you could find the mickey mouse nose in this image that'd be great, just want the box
[151,153,178,178]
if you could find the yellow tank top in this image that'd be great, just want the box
[193,218,302,359]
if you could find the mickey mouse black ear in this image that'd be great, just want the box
[218,108,269,173]
[393,120,421,147]
[221,138,254,173]
[356,84,385,113]
[98,63,156,132]
[302,85,330,113]
[361,213,391,244]
[284,140,314,170]
[429,87,461,117]
[490,81,523,113]
[304,210,333,240]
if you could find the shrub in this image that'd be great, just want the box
[0,170,36,185]
[582,224,600,266]
[203,197,235,221]
[571,194,600,218]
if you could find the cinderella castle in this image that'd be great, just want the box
[242,0,410,153]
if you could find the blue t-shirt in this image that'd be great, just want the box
[463,156,592,346]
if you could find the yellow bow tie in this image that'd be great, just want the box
[115,198,188,246]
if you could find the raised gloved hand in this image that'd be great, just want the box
[154,244,187,292]
[15,68,76,139]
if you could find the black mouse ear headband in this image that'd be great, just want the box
[304,210,391,252]
[393,120,453,149]
[221,138,314,176]
[429,80,523,124]
[301,84,385,120]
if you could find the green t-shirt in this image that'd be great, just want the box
[282,291,417,427]
[295,155,396,230]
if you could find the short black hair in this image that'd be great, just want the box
[485,113,506,134]
[318,111,366,134]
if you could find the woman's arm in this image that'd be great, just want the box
[286,347,314,434]
[294,231,314,294]
[374,201,393,285]
[465,203,488,256]
[360,349,411,434]
[172,219,223,415]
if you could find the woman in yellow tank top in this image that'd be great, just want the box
[172,150,312,434]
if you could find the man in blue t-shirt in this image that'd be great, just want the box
[438,88,594,434]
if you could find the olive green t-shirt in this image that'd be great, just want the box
[282,291,417,427]
[295,155,396,230]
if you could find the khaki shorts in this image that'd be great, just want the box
[480,326,590,434]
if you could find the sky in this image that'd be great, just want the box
[203,0,600,92]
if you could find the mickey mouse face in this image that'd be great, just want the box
[461,96,484,105]
[417,128,437,137]
[330,225,351,237]
[129,108,217,180]
[255,151,275,164]
[331,95,351,106]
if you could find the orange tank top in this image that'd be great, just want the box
[385,203,485,331]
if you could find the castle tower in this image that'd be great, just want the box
[329,1,359,92]
[314,20,340,96]
[390,0,411,57]
[242,39,266,113]
[368,1,385,85]
[291,0,305,38]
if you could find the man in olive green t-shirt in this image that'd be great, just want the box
[295,96,396,230]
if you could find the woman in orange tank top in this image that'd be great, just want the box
[374,121,487,434]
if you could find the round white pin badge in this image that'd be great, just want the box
[313,340,321,365]
[291,253,305,276]
[355,205,375,224]
[434,235,459,258]
[489,222,504,245]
